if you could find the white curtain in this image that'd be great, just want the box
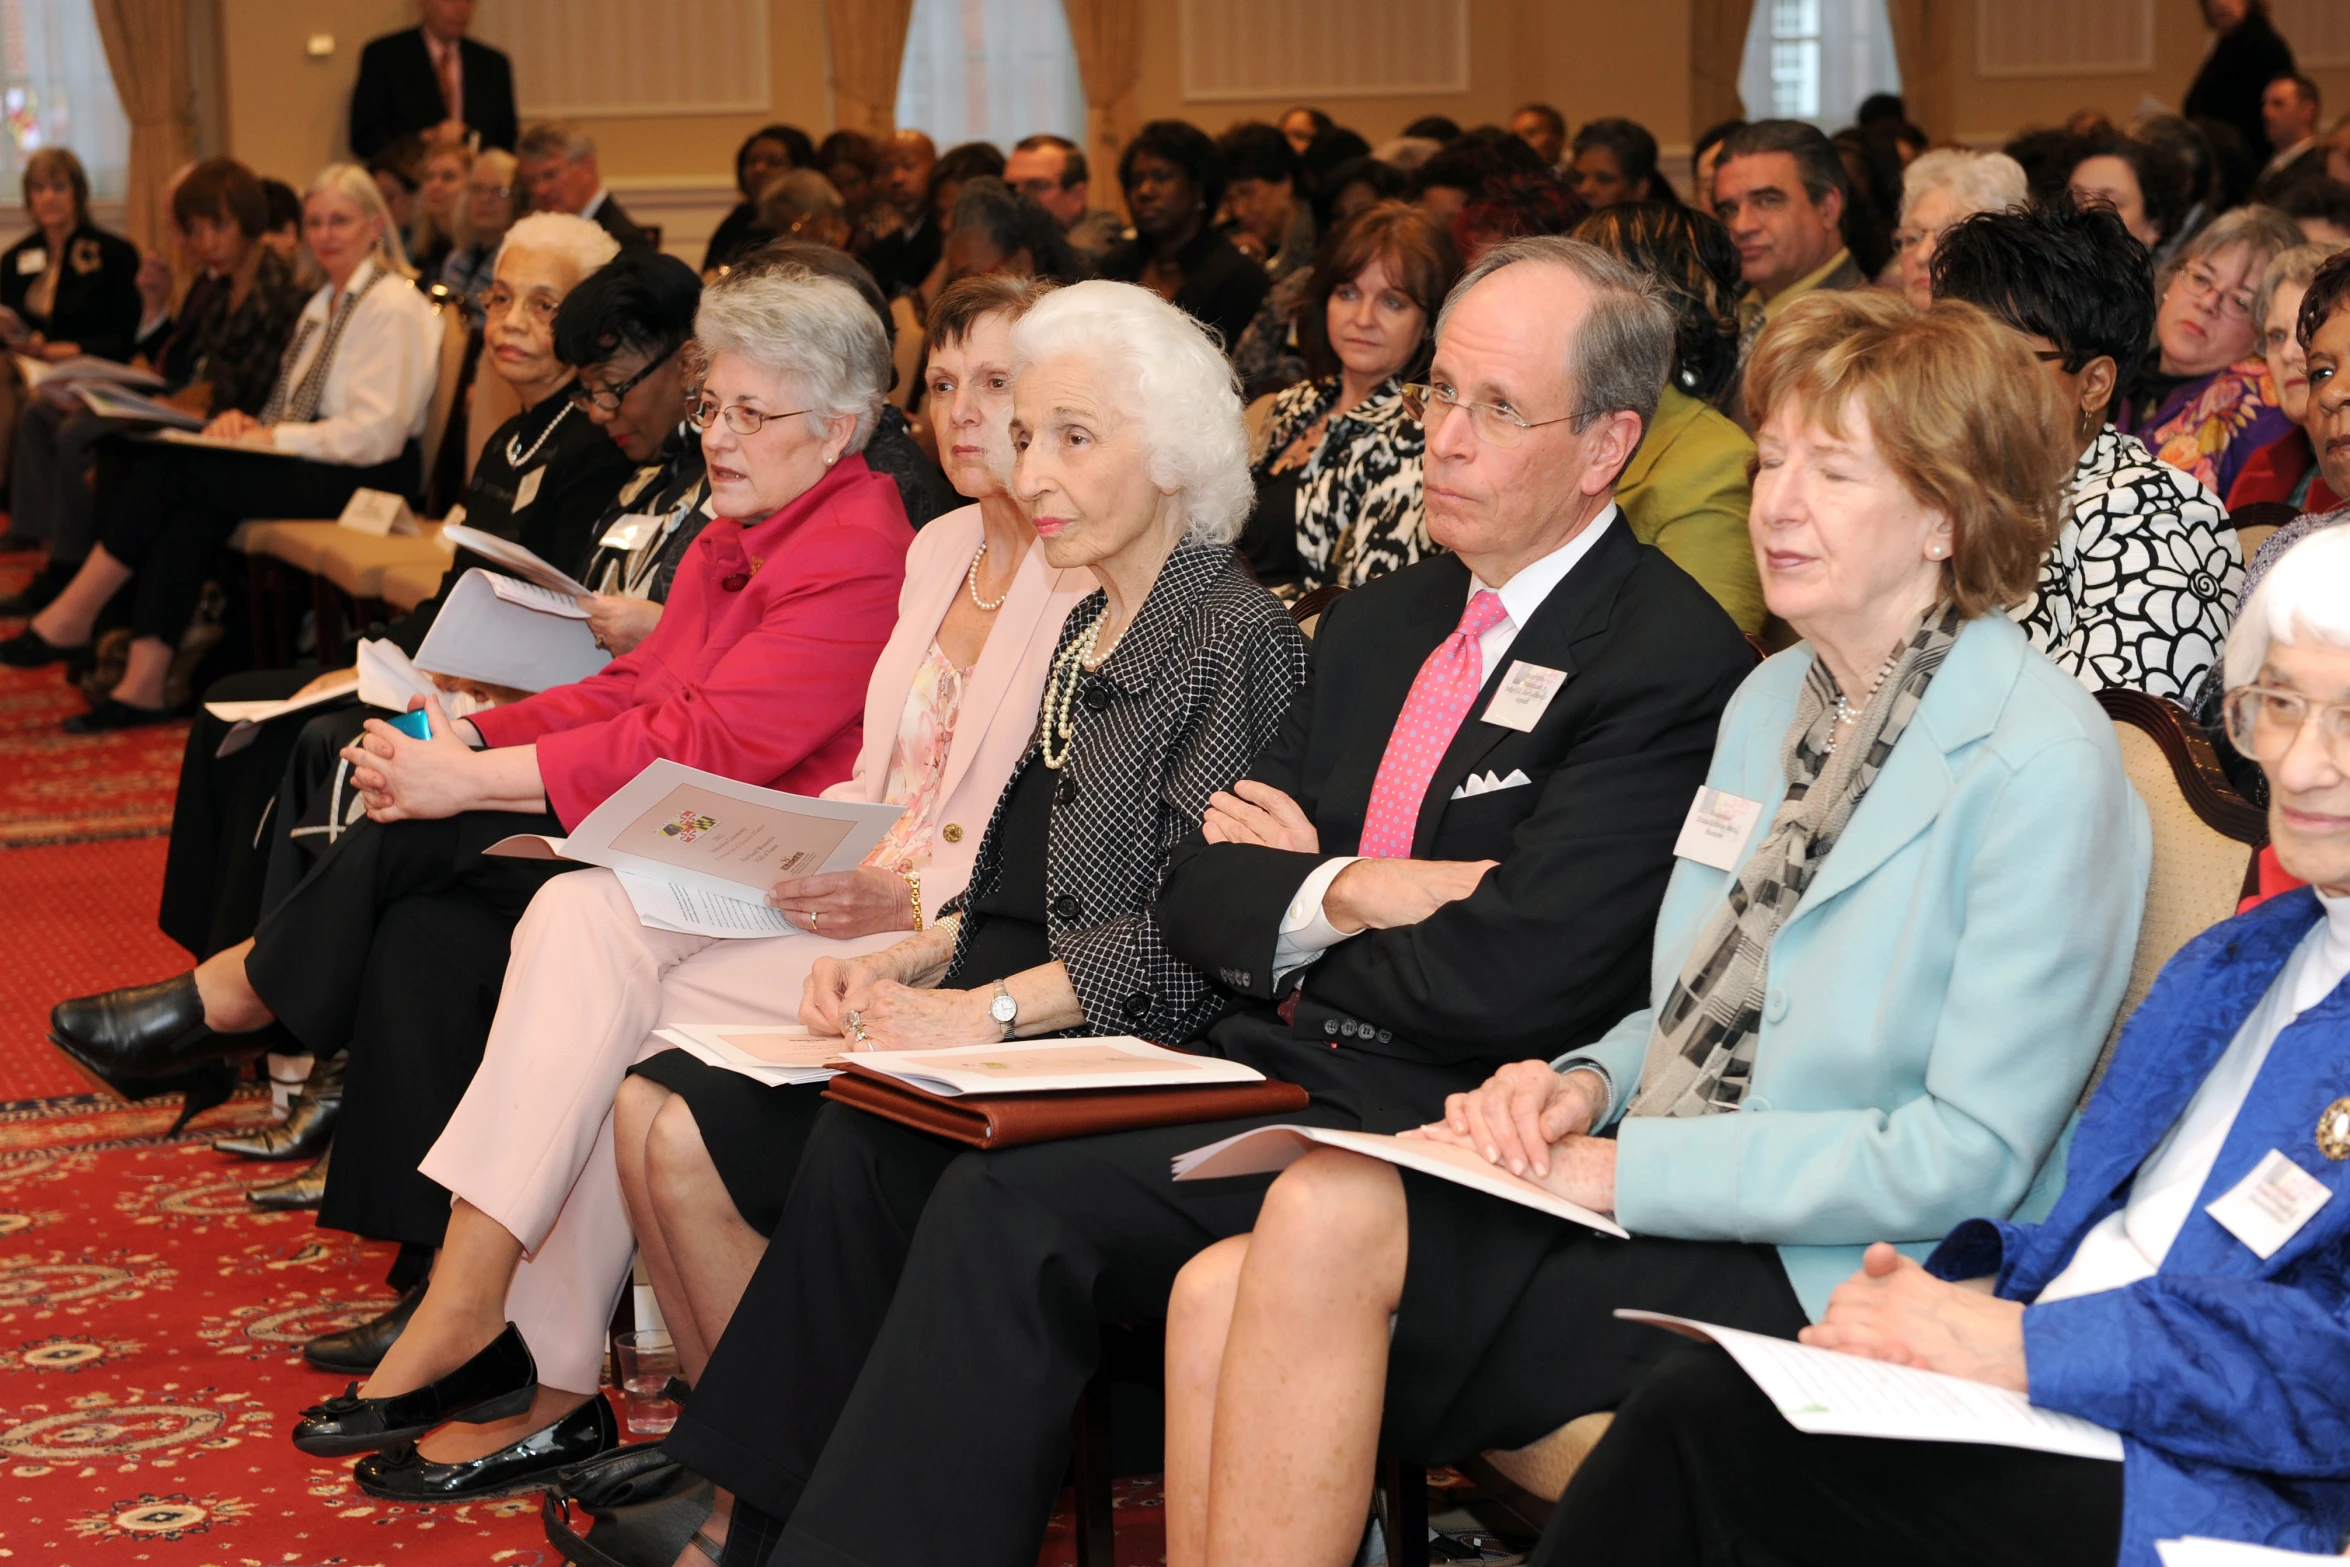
[1737,0,1902,129]
[10,0,136,202]
[895,0,1085,148]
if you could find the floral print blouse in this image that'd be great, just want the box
[2015,426,2242,702]
[863,642,967,876]
[2127,357,2294,500]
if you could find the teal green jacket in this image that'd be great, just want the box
[1557,612,2151,1317]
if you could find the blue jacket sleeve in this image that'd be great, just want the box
[2025,1275,2350,1476]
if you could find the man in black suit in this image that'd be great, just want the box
[661,237,1758,1567]
[348,0,517,160]
[517,121,650,250]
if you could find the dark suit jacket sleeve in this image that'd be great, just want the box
[464,39,518,151]
[349,33,412,161]
[1160,566,1753,1067]
[595,198,651,251]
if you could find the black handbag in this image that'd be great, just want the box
[541,1439,716,1567]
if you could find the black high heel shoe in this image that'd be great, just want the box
[291,1322,538,1457]
[48,976,245,1135]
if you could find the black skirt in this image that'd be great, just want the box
[1379,1169,1809,1463]
[627,1050,829,1235]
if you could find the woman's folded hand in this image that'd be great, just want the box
[769,866,913,938]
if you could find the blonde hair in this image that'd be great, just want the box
[305,161,415,279]
[1742,291,2067,617]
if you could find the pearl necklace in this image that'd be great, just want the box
[966,541,1008,611]
[505,399,572,469]
[1822,647,1901,755]
[1038,610,1126,769]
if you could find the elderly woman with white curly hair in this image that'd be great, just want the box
[1890,146,2027,306]
[642,278,1312,1565]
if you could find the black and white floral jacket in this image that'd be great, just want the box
[1256,375,1433,592]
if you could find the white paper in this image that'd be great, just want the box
[1615,1312,2125,1461]
[207,669,362,758]
[851,1036,1266,1098]
[486,573,591,619]
[413,567,610,691]
[355,637,440,712]
[616,868,800,938]
[2157,1539,2343,1565]
[442,522,592,598]
[73,382,204,429]
[157,426,299,458]
[1174,1124,1630,1238]
[18,353,163,390]
[653,1024,841,1087]
[481,758,903,904]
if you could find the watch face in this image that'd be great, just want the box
[990,995,1018,1023]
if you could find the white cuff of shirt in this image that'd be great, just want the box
[1271,855,1364,984]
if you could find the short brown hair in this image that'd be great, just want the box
[927,273,1058,351]
[1302,200,1462,380]
[172,158,267,240]
[1742,291,2066,618]
[21,148,88,220]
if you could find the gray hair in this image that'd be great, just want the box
[2169,203,2301,286]
[1436,236,1677,438]
[1900,149,2027,229]
[2224,523,2350,688]
[2256,240,2348,339]
[517,120,596,165]
[756,169,845,231]
[694,265,891,453]
[496,211,620,277]
[1008,279,1252,545]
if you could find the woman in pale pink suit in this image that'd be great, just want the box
[347,277,1088,1479]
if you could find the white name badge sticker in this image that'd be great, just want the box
[513,466,545,512]
[1482,661,1569,733]
[1674,787,1765,872]
[599,514,658,552]
[15,248,44,275]
[2206,1148,2332,1260]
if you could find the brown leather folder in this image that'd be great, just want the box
[821,1063,1311,1151]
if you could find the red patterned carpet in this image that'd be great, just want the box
[0,542,1170,1565]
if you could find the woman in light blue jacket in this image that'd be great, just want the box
[1156,290,2154,1567]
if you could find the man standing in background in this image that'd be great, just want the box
[349,0,518,159]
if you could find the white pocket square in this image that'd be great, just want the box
[1450,767,1532,801]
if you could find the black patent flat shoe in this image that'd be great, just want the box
[0,624,83,667]
[291,1322,537,1457]
[354,1392,617,1501]
[304,1283,424,1376]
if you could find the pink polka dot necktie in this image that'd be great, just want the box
[1357,590,1508,859]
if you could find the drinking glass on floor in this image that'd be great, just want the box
[613,1329,679,1435]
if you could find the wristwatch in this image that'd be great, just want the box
[989,980,1019,1041]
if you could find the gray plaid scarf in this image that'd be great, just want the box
[1626,603,1964,1119]
[259,262,388,427]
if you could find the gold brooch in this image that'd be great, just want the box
[2320,1097,2350,1162]
[67,236,101,276]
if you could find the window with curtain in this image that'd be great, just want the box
[895,0,1085,149]
[0,0,129,200]
[1739,0,1901,128]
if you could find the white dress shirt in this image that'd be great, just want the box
[269,258,443,467]
[583,188,612,223]
[2040,888,2350,1303]
[1270,507,1618,978]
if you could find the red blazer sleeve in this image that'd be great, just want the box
[519,520,904,825]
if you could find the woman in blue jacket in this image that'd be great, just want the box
[1535,524,2350,1567]
[1157,290,2155,1566]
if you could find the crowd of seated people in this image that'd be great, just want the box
[10,53,2350,1567]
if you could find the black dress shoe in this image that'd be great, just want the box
[305,1284,423,1375]
[0,625,84,667]
[216,1053,344,1160]
[50,976,247,1133]
[355,1392,617,1502]
[63,696,184,733]
[291,1321,537,1457]
[245,1147,329,1211]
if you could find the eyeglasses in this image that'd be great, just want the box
[2174,263,2257,323]
[688,397,814,436]
[1399,382,1583,447]
[482,285,559,323]
[472,184,514,200]
[2223,683,2350,770]
[569,343,678,415]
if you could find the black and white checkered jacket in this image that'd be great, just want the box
[941,541,1310,1044]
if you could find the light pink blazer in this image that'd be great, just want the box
[818,503,1093,908]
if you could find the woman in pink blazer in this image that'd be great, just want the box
[315,279,1089,1495]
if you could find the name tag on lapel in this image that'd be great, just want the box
[15,248,43,275]
[1674,787,1764,872]
[2206,1148,2331,1259]
[1481,661,1569,732]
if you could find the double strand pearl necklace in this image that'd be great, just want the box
[1822,646,1901,755]
[966,540,1009,611]
[505,398,572,469]
[1039,609,1126,769]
